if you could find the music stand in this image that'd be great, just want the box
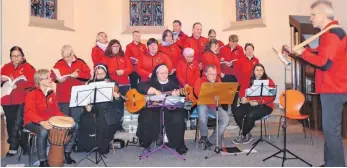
[196,82,239,159]
[71,82,115,167]
[139,95,185,161]
[244,82,281,155]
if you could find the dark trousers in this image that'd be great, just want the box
[25,122,78,161]
[136,108,186,149]
[320,94,347,167]
[3,105,21,150]
[221,74,239,113]
[233,104,272,135]
[58,103,82,152]
[119,86,130,125]
[129,71,140,89]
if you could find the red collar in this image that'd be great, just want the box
[323,20,339,30]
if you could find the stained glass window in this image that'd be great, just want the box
[31,0,57,19]
[236,0,261,21]
[130,0,164,26]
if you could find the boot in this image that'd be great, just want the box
[199,136,213,150]
[64,152,76,164]
[39,160,49,167]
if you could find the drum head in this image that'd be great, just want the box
[49,116,75,128]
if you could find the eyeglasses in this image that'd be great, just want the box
[185,55,194,58]
[311,12,322,17]
[96,72,106,76]
[207,73,217,76]
[10,55,23,58]
[40,76,51,81]
[112,45,120,48]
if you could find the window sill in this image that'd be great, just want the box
[223,19,266,31]
[122,26,166,34]
[29,16,74,32]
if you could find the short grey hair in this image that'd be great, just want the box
[183,48,195,57]
[61,45,74,57]
[311,0,335,19]
[34,69,50,85]
[96,32,107,43]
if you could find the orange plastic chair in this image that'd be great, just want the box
[277,90,313,145]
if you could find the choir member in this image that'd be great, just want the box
[159,29,182,85]
[184,22,209,64]
[234,43,260,92]
[91,32,108,67]
[125,31,147,89]
[207,29,224,49]
[172,20,188,49]
[101,39,132,131]
[51,45,91,163]
[201,39,222,76]
[1,46,36,156]
[137,38,172,82]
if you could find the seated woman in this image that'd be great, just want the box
[232,63,275,144]
[136,64,188,155]
[77,64,123,154]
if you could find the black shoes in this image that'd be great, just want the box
[39,160,49,167]
[64,152,76,164]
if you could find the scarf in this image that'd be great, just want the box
[96,41,108,51]
[161,41,174,47]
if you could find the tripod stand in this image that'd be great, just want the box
[245,83,281,155]
[262,61,312,167]
[195,82,239,159]
[69,81,115,167]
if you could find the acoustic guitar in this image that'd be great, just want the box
[125,86,197,114]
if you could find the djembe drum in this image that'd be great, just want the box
[48,116,75,167]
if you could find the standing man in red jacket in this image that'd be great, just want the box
[288,1,347,166]
[125,31,147,89]
[51,45,91,163]
[184,22,209,64]
[172,20,188,50]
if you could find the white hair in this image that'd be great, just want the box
[61,45,74,57]
[183,48,195,57]
[311,0,335,19]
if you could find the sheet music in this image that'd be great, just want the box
[246,80,276,96]
[69,81,115,107]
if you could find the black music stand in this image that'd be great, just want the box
[196,82,240,159]
[266,50,312,167]
[243,82,281,155]
[139,95,185,160]
[71,82,115,167]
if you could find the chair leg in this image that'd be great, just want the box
[17,147,23,162]
[307,118,313,146]
[264,118,271,140]
[277,116,283,139]
[195,119,199,149]
[302,119,307,139]
[111,140,116,155]
[28,136,33,166]
[241,118,245,144]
